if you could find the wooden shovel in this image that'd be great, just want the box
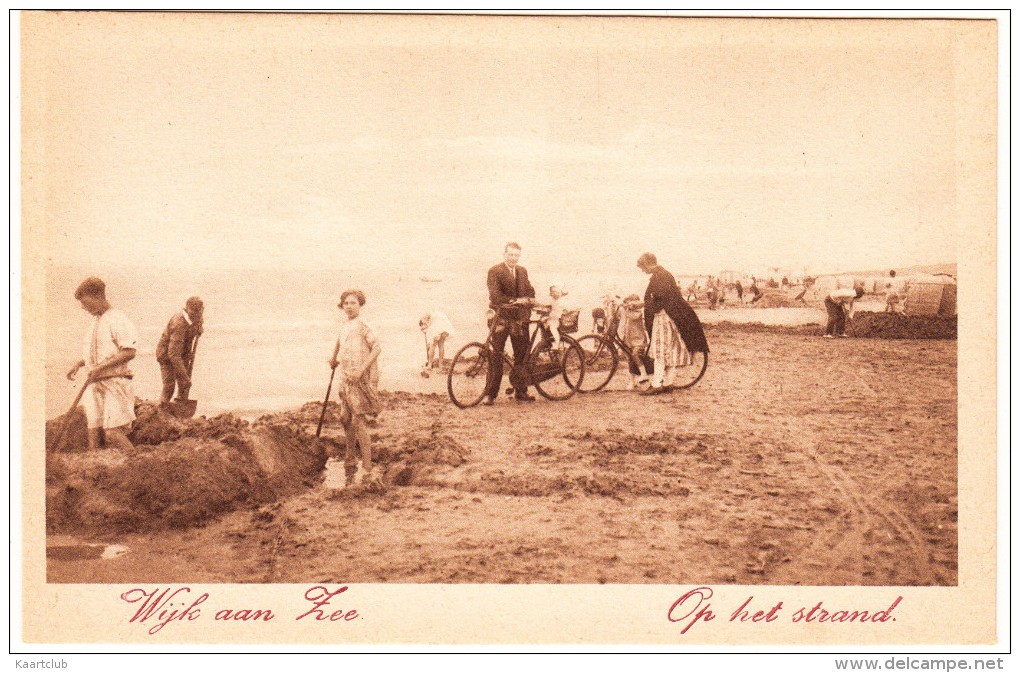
[50,372,126,450]
[50,380,92,451]
[316,364,338,438]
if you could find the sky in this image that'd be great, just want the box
[22,13,989,277]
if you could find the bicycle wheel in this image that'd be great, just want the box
[532,335,585,401]
[669,350,708,390]
[574,334,618,393]
[447,342,492,408]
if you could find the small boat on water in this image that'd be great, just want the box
[420,276,442,283]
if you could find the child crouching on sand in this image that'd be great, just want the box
[419,310,456,377]
[329,289,382,490]
[619,294,651,388]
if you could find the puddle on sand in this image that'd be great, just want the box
[101,544,130,559]
[46,540,130,562]
[322,458,346,489]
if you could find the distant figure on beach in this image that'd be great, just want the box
[419,310,455,375]
[748,280,763,304]
[794,276,815,305]
[65,277,138,451]
[329,289,382,489]
[686,280,698,302]
[482,242,536,405]
[707,277,724,310]
[884,270,902,313]
[619,294,651,388]
[637,253,710,394]
[824,285,865,338]
[156,296,204,403]
[734,279,744,304]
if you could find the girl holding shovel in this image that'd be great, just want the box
[328,289,382,490]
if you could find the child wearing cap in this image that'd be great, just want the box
[328,289,382,490]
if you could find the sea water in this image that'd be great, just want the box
[42,264,833,419]
[43,264,640,418]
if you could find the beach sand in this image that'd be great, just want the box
[45,327,957,586]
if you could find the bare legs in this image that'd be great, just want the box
[87,425,134,451]
[427,334,449,369]
[343,414,373,486]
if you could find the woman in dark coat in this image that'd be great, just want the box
[637,253,709,393]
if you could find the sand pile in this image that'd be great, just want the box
[756,292,802,309]
[259,392,464,487]
[380,424,471,486]
[45,402,327,534]
[849,311,957,339]
[45,408,88,453]
[706,312,956,339]
[706,321,819,337]
[45,400,255,453]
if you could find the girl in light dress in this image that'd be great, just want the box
[328,289,382,490]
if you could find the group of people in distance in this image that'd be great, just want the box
[65,277,203,452]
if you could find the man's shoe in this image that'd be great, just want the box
[638,386,666,396]
[515,392,536,402]
[481,396,495,406]
[822,334,835,339]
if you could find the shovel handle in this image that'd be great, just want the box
[50,373,135,450]
[315,366,338,438]
[51,380,92,450]
[186,335,200,378]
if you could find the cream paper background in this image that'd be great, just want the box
[19,12,997,646]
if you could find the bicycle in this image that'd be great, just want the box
[575,300,708,393]
[447,302,585,408]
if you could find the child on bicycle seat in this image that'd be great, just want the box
[537,283,568,350]
[619,294,651,387]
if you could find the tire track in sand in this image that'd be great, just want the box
[801,435,943,585]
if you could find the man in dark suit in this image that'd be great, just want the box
[483,242,536,404]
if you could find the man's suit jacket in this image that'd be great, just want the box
[488,263,536,322]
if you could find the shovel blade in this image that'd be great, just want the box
[162,399,198,419]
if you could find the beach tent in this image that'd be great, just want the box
[903,274,957,318]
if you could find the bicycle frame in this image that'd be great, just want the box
[483,311,555,384]
[595,312,651,373]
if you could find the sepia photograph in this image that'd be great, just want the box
[17,11,999,647]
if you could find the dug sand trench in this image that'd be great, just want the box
[45,401,329,534]
[44,397,471,535]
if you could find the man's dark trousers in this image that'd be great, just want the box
[484,320,529,398]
